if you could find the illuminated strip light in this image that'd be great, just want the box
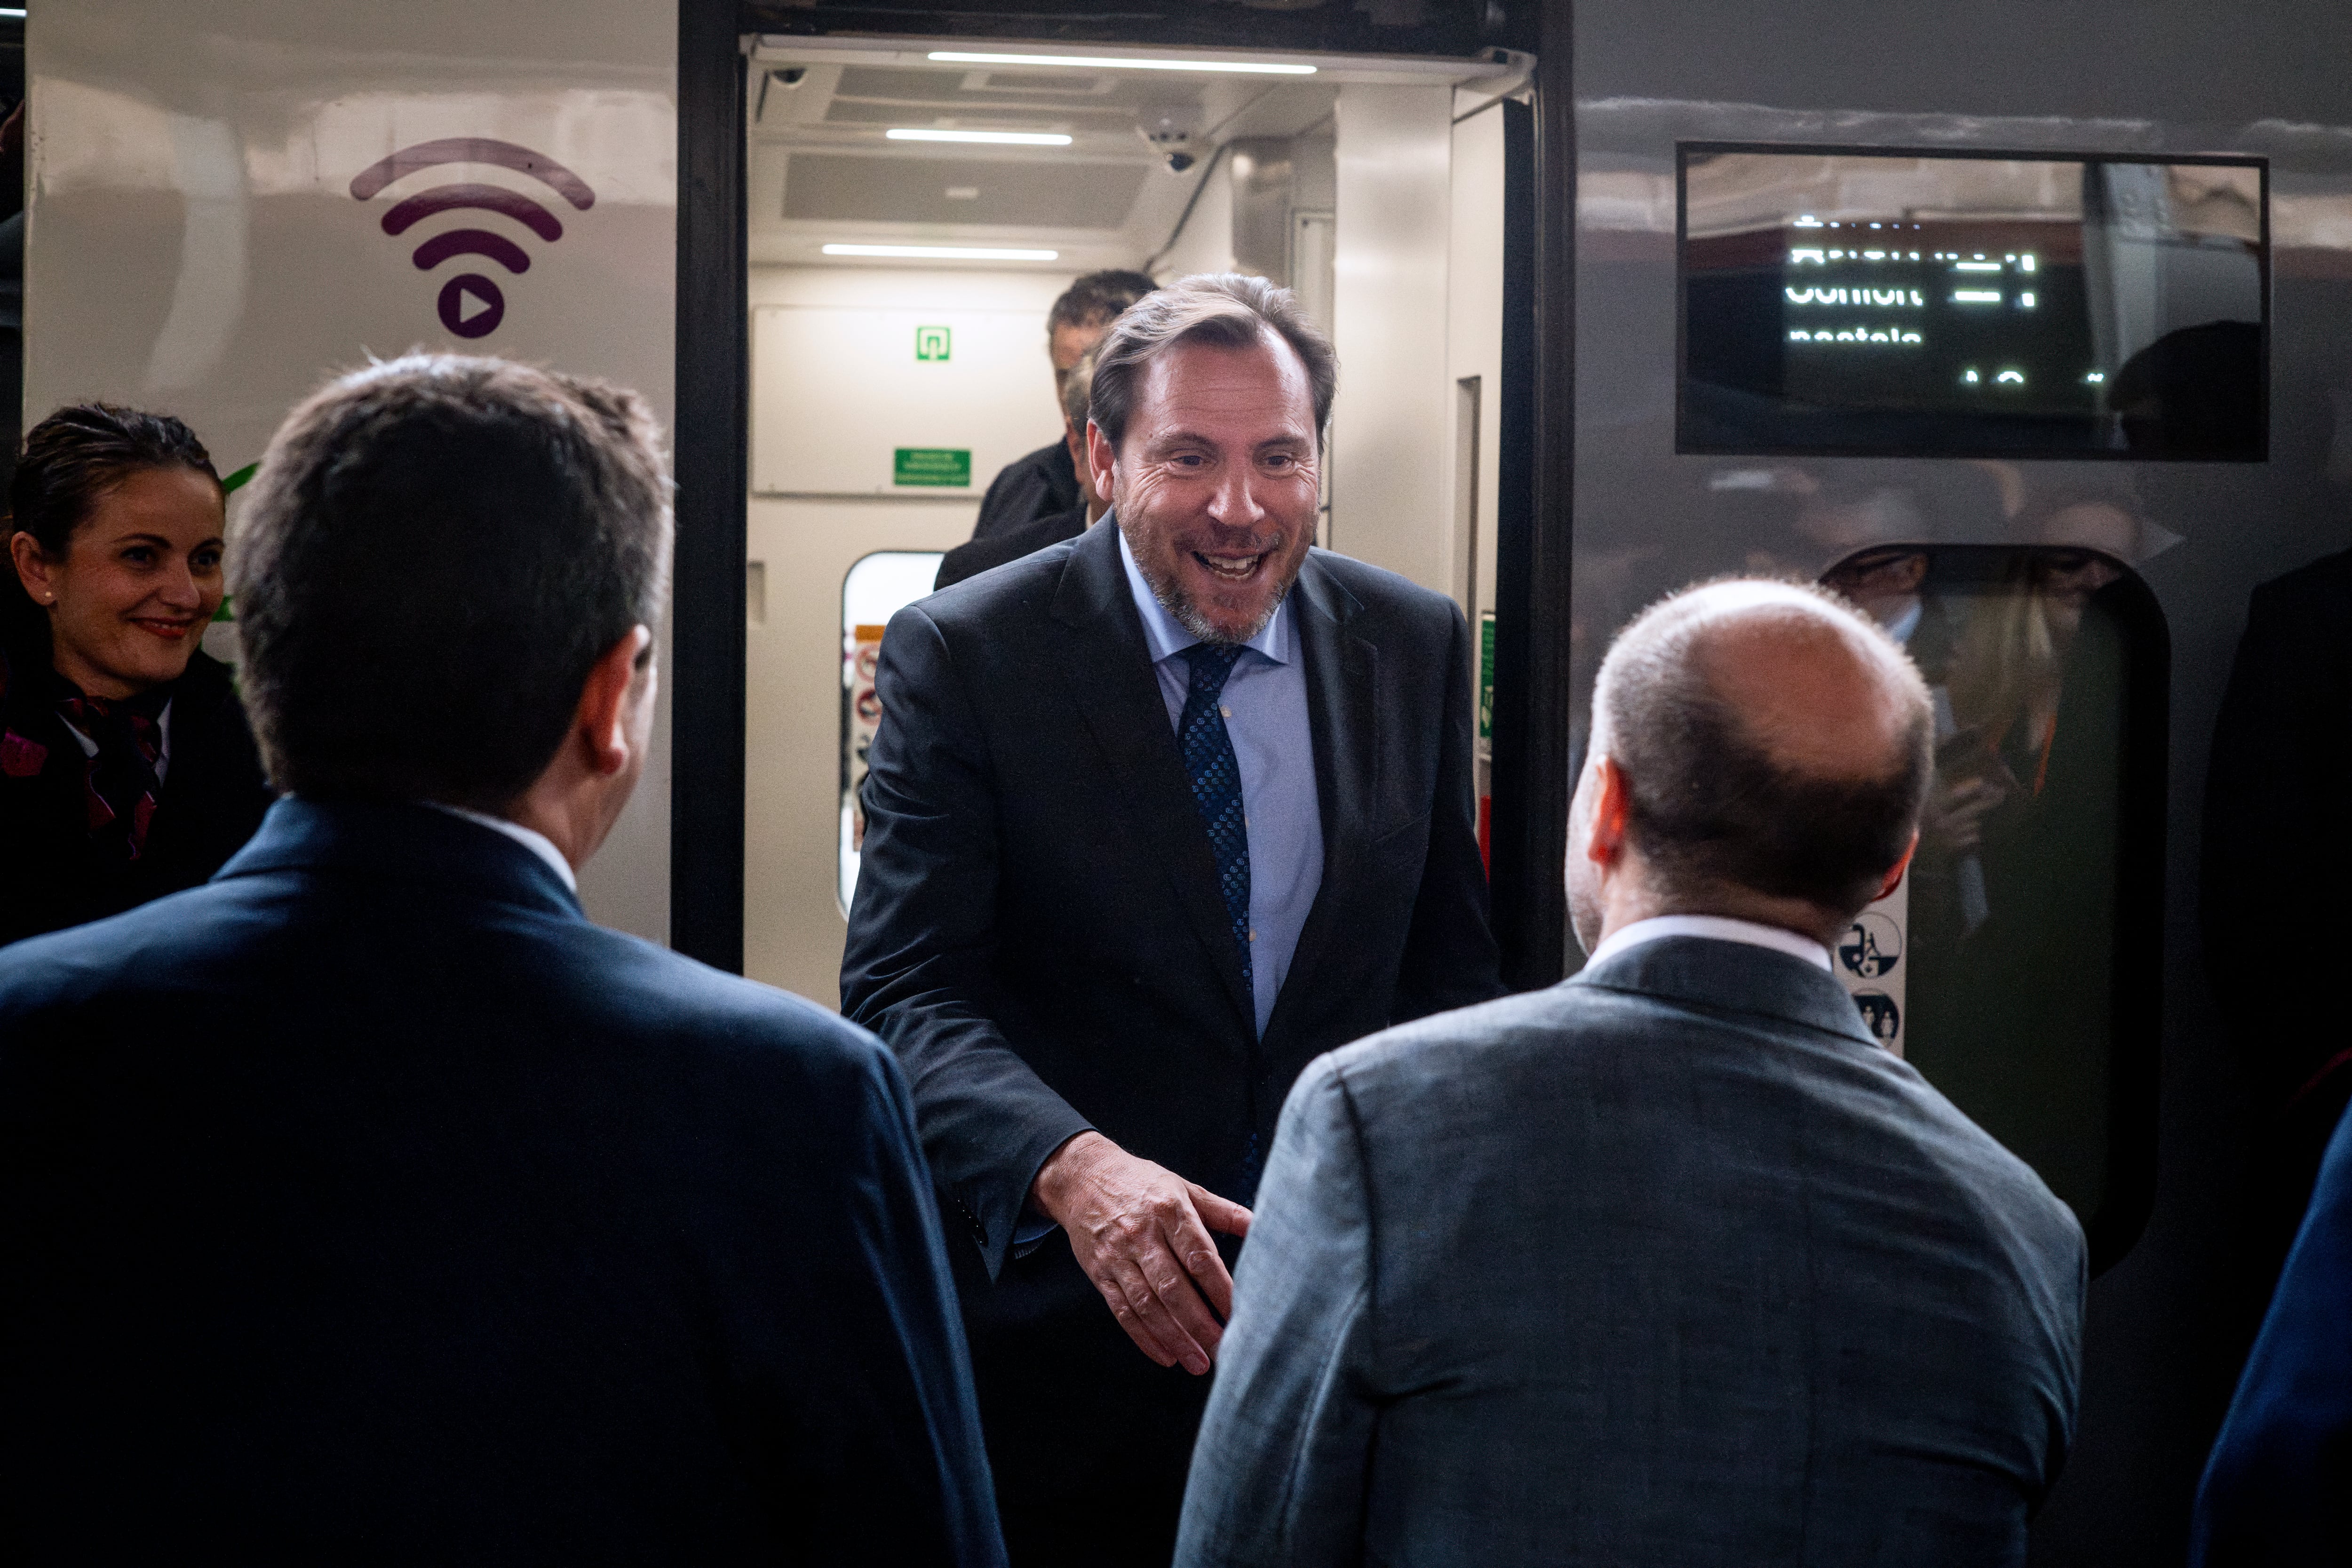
[1952,290,2004,303]
[823,243,1060,260]
[886,128,1073,146]
[1953,261,2003,272]
[928,50,1316,75]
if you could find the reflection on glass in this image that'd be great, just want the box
[1681,147,2265,458]
[1820,545,2130,1222]
[839,551,945,914]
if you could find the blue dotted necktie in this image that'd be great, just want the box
[1179,644,1252,997]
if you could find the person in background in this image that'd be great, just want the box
[967,268,1156,543]
[1177,579,2084,1568]
[844,273,1502,1566]
[1,404,271,947]
[935,344,1106,590]
[2192,1104,2352,1565]
[0,356,1004,1566]
[2203,548,2352,1289]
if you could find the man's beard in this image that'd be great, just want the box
[1134,533,1302,647]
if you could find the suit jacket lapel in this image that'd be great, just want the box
[1050,519,1255,1032]
[1265,553,1376,1045]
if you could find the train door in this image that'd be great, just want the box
[723,36,1538,1003]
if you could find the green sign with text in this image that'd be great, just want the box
[1478,611,1495,741]
[893,446,972,487]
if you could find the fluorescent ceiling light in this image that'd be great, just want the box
[928,50,1315,76]
[887,128,1073,146]
[823,243,1061,261]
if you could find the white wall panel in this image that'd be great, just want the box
[1448,102,1509,627]
[751,302,1050,496]
[742,264,1069,1005]
[1329,84,1454,596]
[1153,153,1238,279]
[28,0,678,942]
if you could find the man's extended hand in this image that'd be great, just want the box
[1032,1131,1253,1375]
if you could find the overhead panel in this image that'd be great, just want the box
[781,152,1148,228]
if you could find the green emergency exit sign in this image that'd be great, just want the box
[1478,611,1495,740]
[894,446,972,487]
[915,325,951,361]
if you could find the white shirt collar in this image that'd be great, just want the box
[1116,521,1289,667]
[427,803,578,893]
[58,696,175,780]
[1586,913,1833,972]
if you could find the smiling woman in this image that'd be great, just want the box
[0,405,272,945]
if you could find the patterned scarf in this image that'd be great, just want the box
[56,684,173,861]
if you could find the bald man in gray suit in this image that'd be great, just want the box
[1177,580,2084,1568]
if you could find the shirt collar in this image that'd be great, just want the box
[425,802,579,893]
[1586,913,1834,972]
[1116,521,1289,667]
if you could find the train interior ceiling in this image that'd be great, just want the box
[741,37,1528,1001]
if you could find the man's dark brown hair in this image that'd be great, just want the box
[1045,269,1158,344]
[232,355,670,810]
[1596,579,1933,915]
[1087,272,1337,453]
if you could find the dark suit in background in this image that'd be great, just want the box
[969,438,1078,543]
[2204,548,2352,1253]
[0,799,1004,1567]
[934,502,1085,592]
[842,517,1503,1564]
[1180,937,2085,1568]
[2193,1102,2352,1564]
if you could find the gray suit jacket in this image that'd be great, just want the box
[1176,936,2085,1568]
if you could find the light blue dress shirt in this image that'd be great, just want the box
[1118,529,1325,1037]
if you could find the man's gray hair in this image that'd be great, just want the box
[1594,577,1934,915]
[1086,272,1336,451]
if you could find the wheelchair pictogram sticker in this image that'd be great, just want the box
[1838,910,1902,979]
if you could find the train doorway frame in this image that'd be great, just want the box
[668,0,1575,990]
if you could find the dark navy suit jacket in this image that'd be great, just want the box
[0,798,1004,1567]
[1180,937,2085,1568]
[2193,1100,2352,1564]
[842,518,1503,1564]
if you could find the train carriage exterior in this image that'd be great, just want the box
[18,0,2352,1558]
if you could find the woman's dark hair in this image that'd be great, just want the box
[1,403,223,659]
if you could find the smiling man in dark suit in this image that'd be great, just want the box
[843,272,1504,1566]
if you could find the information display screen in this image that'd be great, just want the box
[1679,146,2267,459]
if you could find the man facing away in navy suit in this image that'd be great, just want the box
[1179,579,2086,1568]
[0,356,1005,1566]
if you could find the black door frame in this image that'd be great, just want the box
[671,0,1574,988]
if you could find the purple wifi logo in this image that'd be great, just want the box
[349,138,596,340]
